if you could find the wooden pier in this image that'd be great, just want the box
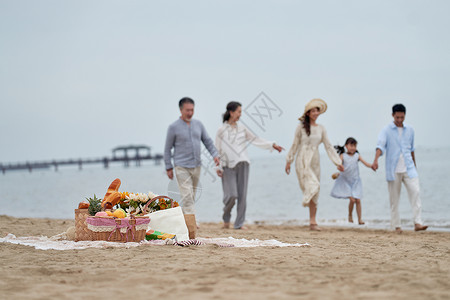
[1,145,163,174]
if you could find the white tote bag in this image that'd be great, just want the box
[145,206,189,242]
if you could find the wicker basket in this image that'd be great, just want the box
[75,208,93,241]
[85,216,150,243]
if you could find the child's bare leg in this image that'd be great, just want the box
[348,197,355,223]
[355,198,364,225]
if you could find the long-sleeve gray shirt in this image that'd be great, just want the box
[164,118,218,170]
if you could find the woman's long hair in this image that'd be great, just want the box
[334,137,358,155]
[302,115,311,136]
[223,101,242,123]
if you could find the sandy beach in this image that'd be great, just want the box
[0,215,449,300]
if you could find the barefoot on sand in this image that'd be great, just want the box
[414,224,428,231]
[310,224,322,231]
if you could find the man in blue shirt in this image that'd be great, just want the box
[164,97,219,239]
[372,104,427,233]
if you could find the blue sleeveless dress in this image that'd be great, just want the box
[330,153,363,199]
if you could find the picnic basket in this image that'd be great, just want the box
[74,208,93,241]
[85,215,150,243]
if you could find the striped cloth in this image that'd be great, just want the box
[165,239,203,246]
[174,239,204,246]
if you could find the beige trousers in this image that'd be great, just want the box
[174,166,201,214]
[387,172,423,229]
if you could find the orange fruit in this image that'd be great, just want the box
[113,208,126,218]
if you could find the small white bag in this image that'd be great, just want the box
[145,206,189,242]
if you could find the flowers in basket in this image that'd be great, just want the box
[145,195,179,212]
[118,191,179,215]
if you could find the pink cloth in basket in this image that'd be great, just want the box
[86,217,150,228]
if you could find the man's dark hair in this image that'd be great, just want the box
[179,97,195,109]
[392,104,406,114]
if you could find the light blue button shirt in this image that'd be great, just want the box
[164,118,218,170]
[376,122,417,181]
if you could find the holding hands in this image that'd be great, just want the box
[371,149,382,171]
[372,160,378,171]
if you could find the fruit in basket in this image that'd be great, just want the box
[86,195,102,216]
[101,178,121,208]
[95,211,108,217]
[105,211,114,216]
[113,208,126,218]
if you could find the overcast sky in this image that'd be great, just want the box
[1,0,449,164]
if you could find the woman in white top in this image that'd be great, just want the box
[216,101,284,229]
[285,98,344,231]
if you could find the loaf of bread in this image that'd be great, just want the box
[101,178,121,208]
[78,202,89,209]
[102,191,122,208]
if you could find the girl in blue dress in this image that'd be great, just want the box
[331,138,373,225]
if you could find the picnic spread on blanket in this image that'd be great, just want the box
[1,178,309,249]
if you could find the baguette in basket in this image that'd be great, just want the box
[101,178,121,208]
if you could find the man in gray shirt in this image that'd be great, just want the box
[164,97,219,239]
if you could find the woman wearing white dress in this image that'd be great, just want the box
[216,101,284,229]
[285,98,344,231]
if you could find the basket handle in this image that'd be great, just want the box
[141,195,174,215]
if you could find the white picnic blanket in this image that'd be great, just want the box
[0,233,309,250]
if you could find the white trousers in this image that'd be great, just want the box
[174,166,201,215]
[387,172,423,229]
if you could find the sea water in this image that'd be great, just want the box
[1,147,449,231]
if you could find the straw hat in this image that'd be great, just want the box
[298,98,327,121]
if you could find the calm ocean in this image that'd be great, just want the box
[1,147,449,232]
